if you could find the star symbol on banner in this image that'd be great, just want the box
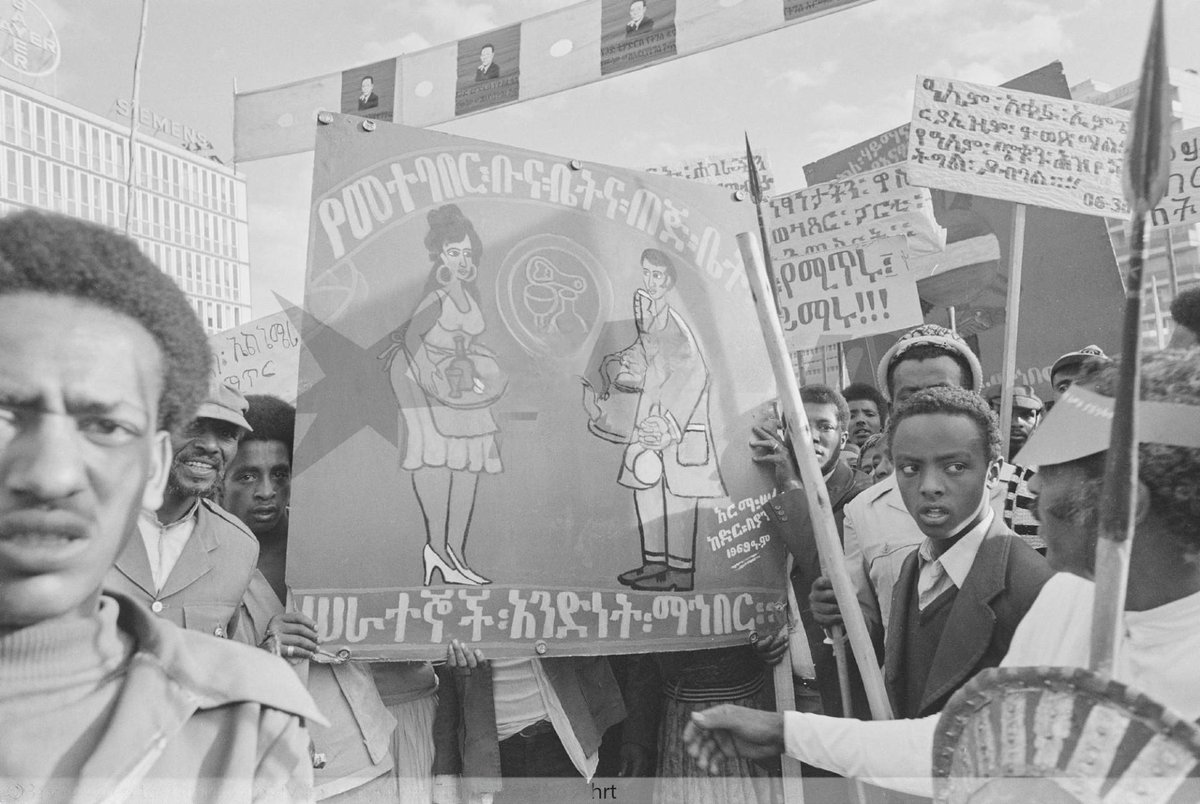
[277,293,400,476]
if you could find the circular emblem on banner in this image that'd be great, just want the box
[496,234,610,359]
[0,0,61,77]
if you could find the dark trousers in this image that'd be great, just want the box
[495,722,591,803]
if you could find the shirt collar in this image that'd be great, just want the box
[141,498,200,529]
[917,507,993,589]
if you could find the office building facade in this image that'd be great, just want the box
[0,74,251,332]
[1073,67,1200,348]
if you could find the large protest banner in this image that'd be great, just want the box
[287,115,786,660]
[910,79,1200,231]
[806,62,1126,401]
[775,236,923,351]
[209,309,304,402]
[233,0,874,160]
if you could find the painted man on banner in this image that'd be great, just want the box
[582,248,725,592]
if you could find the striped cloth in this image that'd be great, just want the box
[999,461,1042,551]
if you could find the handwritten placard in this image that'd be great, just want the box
[645,151,773,197]
[1157,126,1200,230]
[767,162,944,261]
[775,236,924,351]
[908,75,1137,218]
[209,310,302,402]
[804,125,910,183]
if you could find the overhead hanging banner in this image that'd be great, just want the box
[209,309,305,402]
[233,0,875,161]
[287,115,787,660]
[774,235,923,351]
[807,62,1127,402]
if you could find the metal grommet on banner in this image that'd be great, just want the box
[747,630,760,644]
[569,159,583,171]
[336,648,351,662]
[534,640,548,655]
[734,189,748,201]
[361,119,377,132]
[316,111,334,125]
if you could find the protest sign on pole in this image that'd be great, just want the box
[808,63,1126,403]
[908,75,1133,218]
[774,235,924,351]
[1157,125,1200,230]
[646,150,774,198]
[287,115,787,660]
[910,80,1197,229]
[738,233,893,721]
[209,308,304,402]
[768,162,945,259]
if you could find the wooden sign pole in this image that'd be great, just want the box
[738,232,894,721]
[997,203,1026,460]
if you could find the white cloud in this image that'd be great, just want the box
[858,0,957,25]
[924,58,1007,87]
[415,3,498,39]
[775,59,839,91]
[953,12,1072,63]
[359,32,431,63]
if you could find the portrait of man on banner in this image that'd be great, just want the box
[339,57,395,122]
[475,43,500,81]
[454,26,520,117]
[600,0,677,76]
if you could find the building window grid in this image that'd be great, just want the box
[0,88,251,332]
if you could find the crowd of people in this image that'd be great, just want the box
[2,209,1199,803]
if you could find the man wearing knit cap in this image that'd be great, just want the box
[983,383,1044,460]
[0,211,319,799]
[1049,344,1109,400]
[107,378,263,643]
[810,324,1041,642]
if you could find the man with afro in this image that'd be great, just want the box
[0,211,320,799]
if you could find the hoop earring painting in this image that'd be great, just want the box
[436,263,453,286]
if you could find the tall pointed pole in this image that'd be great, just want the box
[1092,0,1172,675]
[745,134,781,310]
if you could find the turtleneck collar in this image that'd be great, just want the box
[0,597,133,701]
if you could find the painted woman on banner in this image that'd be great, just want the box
[380,204,507,586]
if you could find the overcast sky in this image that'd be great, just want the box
[30,0,1200,318]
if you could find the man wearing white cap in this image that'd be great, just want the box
[1049,344,1109,401]
[107,380,261,642]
